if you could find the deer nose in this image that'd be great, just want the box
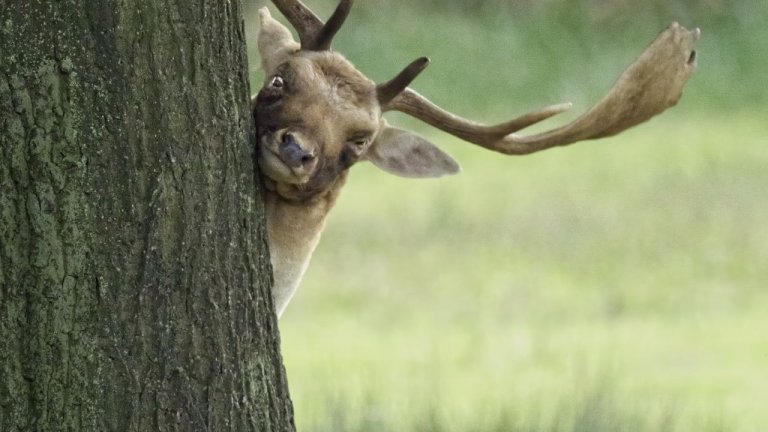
[280,133,316,168]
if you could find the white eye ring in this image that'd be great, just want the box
[269,76,284,88]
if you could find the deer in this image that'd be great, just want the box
[252,0,700,317]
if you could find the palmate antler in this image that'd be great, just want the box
[383,23,700,155]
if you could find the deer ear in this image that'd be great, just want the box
[366,126,460,178]
[258,8,300,73]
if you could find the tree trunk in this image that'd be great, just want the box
[0,1,294,431]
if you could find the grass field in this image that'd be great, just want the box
[245,2,767,430]
[279,112,768,432]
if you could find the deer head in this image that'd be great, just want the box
[253,4,460,205]
[253,0,699,317]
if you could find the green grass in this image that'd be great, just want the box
[278,112,767,432]
[244,2,767,431]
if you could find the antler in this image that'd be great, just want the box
[376,57,431,105]
[382,23,700,155]
[270,0,354,51]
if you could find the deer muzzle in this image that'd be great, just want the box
[280,132,317,169]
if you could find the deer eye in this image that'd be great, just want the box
[269,75,285,89]
[347,137,369,155]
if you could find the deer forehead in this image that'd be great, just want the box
[282,52,381,134]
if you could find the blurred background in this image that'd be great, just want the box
[245,1,767,431]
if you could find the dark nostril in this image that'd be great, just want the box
[279,132,316,168]
[282,132,296,146]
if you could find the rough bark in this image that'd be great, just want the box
[0,1,294,431]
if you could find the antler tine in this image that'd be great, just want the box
[377,57,431,106]
[389,89,573,146]
[387,23,700,155]
[308,0,354,51]
[270,0,354,51]
[270,0,323,48]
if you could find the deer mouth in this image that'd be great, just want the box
[258,136,316,185]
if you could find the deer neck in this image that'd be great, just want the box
[262,172,348,317]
